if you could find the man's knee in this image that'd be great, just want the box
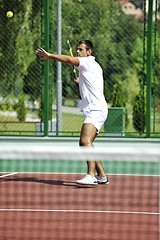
[79,136,93,146]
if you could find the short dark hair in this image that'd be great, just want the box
[78,40,93,51]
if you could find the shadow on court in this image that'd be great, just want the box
[1,176,95,189]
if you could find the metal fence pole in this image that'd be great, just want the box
[56,0,62,135]
[44,0,50,136]
[146,0,153,138]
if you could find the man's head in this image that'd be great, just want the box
[77,40,93,57]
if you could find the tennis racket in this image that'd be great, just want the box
[67,37,77,79]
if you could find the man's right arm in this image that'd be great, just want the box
[36,48,79,67]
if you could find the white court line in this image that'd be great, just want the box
[0,208,159,215]
[0,172,18,178]
[0,172,159,177]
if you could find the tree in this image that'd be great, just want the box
[112,81,126,107]
[23,60,41,103]
[0,0,149,106]
[122,69,140,105]
[0,0,41,99]
[0,0,24,97]
[16,91,27,121]
[112,80,129,128]
[61,0,142,101]
[133,86,146,134]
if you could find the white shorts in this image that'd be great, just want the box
[83,110,108,133]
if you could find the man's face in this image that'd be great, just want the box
[77,43,91,57]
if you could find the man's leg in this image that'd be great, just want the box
[79,123,106,178]
[95,161,106,178]
[77,123,107,185]
[79,123,97,177]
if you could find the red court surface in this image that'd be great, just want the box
[0,173,159,240]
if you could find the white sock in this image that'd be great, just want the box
[100,176,107,180]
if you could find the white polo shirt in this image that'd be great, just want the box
[76,56,108,112]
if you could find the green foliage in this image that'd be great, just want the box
[0,0,145,102]
[133,87,146,134]
[131,37,145,76]
[0,100,13,112]
[111,80,129,128]
[112,81,126,107]
[0,0,41,98]
[16,0,36,75]
[38,90,52,122]
[123,69,140,105]
[1,101,7,112]
[23,60,41,103]
[61,0,142,100]
[153,21,160,104]
[0,0,160,137]
[16,91,27,121]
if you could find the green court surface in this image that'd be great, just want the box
[0,160,159,176]
[0,137,159,176]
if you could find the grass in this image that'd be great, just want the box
[0,111,84,136]
[0,107,160,136]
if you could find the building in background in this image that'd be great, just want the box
[116,0,160,21]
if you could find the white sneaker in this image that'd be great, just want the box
[96,176,109,184]
[76,174,98,185]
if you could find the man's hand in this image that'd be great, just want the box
[74,77,79,86]
[36,48,51,60]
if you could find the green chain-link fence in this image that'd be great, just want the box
[0,0,160,137]
[0,0,42,135]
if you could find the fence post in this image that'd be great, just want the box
[57,0,62,135]
[146,0,153,138]
[44,0,49,136]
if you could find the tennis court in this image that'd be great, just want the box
[0,137,160,240]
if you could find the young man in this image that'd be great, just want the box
[36,40,109,185]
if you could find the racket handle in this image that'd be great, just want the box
[67,37,77,79]
[73,66,77,79]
